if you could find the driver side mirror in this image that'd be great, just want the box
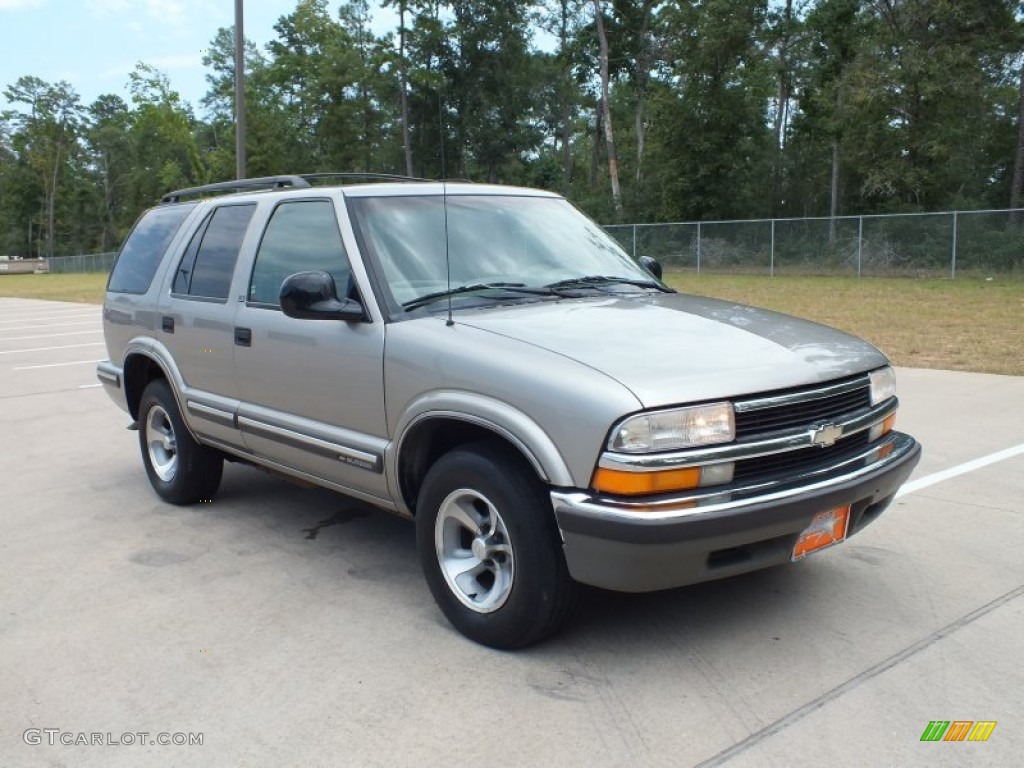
[280,271,365,322]
[639,255,663,280]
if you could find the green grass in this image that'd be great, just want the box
[665,273,1024,376]
[2,271,1022,376]
[0,273,108,304]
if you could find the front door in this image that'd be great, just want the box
[231,198,389,501]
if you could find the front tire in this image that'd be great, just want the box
[416,442,576,649]
[138,379,223,505]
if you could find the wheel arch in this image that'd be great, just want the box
[391,402,575,517]
[120,340,192,434]
[123,351,172,421]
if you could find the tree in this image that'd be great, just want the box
[646,0,773,221]
[1010,55,1024,217]
[841,0,1019,211]
[126,64,205,207]
[85,94,133,249]
[383,0,416,175]
[593,0,622,219]
[2,77,83,257]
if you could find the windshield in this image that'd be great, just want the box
[348,194,659,309]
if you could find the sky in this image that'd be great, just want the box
[0,0,396,114]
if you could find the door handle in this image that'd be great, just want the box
[234,327,252,347]
[161,316,174,333]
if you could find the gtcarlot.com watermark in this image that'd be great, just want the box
[24,729,202,747]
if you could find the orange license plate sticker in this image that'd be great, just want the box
[792,506,851,561]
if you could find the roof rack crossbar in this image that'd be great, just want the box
[160,175,312,204]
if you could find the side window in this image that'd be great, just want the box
[174,204,256,300]
[249,200,351,307]
[108,204,196,294]
[172,212,213,294]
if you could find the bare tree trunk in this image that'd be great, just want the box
[829,140,840,244]
[1010,58,1024,224]
[559,0,572,194]
[101,151,111,251]
[593,0,623,220]
[590,100,601,190]
[399,3,414,176]
[634,104,645,184]
[772,0,793,216]
[47,140,62,259]
[561,96,573,193]
[829,78,845,244]
[634,0,654,184]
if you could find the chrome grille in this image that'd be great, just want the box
[734,375,871,437]
[732,432,871,482]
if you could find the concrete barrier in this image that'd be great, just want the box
[0,259,49,274]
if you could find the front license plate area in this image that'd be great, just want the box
[792,506,850,561]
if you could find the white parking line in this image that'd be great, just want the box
[896,442,1024,499]
[0,320,100,331]
[0,305,84,313]
[0,330,103,341]
[78,383,102,389]
[0,312,99,324]
[14,359,104,371]
[0,342,105,355]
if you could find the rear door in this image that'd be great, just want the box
[157,202,257,448]
[231,197,389,502]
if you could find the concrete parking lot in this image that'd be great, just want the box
[1,296,1021,767]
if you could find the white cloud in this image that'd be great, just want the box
[87,0,209,27]
[0,0,43,10]
[84,0,130,14]
[148,54,203,71]
[144,0,186,26]
[98,54,201,79]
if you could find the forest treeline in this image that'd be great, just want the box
[1,0,1023,258]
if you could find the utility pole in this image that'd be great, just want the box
[234,0,246,180]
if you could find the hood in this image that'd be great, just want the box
[453,293,888,408]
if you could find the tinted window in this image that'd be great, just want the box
[249,201,351,306]
[172,212,213,294]
[173,204,255,299]
[108,204,195,294]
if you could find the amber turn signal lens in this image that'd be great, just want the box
[869,413,897,442]
[592,466,701,495]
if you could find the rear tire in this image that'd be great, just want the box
[138,379,223,505]
[415,441,576,649]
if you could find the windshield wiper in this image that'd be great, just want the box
[402,282,557,311]
[543,275,673,293]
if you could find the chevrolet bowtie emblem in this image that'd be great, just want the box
[810,424,843,447]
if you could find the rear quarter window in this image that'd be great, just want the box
[108,204,196,294]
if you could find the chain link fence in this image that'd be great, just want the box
[606,209,1024,277]
[45,252,118,273]
[35,209,1024,277]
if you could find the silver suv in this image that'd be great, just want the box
[98,174,921,648]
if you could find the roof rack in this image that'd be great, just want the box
[159,172,435,204]
[300,172,431,184]
[160,175,310,204]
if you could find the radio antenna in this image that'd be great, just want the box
[439,93,453,327]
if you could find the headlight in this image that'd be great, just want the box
[609,402,735,453]
[869,367,897,406]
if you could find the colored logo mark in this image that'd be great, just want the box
[920,720,997,742]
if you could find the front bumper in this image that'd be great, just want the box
[552,432,921,592]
